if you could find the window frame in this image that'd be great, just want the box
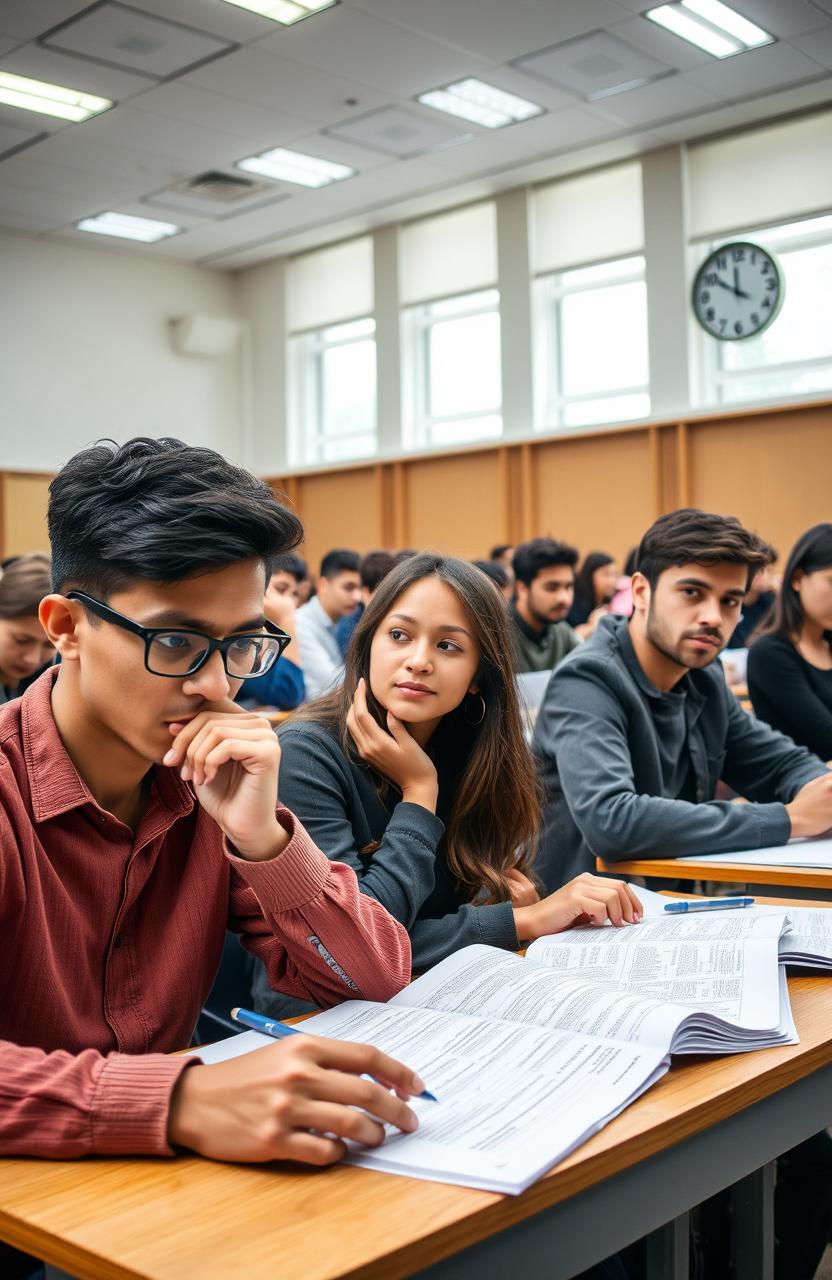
[287,315,377,467]
[533,254,650,432]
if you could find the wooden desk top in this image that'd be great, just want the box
[597,856,832,889]
[2,895,831,1280]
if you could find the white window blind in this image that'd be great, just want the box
[286,236,374,333]
[688,110,832,242]
[532,162,643,274]
[399,202,497,306]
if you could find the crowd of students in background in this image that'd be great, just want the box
[1,433,832,1280]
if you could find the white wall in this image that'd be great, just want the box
[0,231,242,471]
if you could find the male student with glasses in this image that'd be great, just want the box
[0,437,423,1173]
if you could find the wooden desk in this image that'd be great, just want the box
[4,896,832,1280]
[596,855,832,899]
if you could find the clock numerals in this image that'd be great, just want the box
[692,241,783,341]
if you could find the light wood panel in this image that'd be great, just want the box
[0,959,830,1280]
[403,449,503,557]
[1,473,52,558]
[286,465,381,576]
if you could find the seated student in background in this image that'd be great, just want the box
[533,507,832,1280]
[533,508,831,890]
[608,546,638,618]
[567,551,619,638]
[0,552,55,703]
[727,546,778,648]
[294,555,312,605]
[0,437,421,1167]
[252,552,641,1019]
[295,548,362,700]
[472,557,512,602]
[748,523,832,759]
[236,553,306,711]
[510,537,581,673]
[489,543,515,593]
[336,549,397,657]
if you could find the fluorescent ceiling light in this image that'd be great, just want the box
[645,2,773,57]
[219,0,336,23]
[237,147,354,187]
[76,212,179,242]
[418,78,543,129]
[0,71,111,122]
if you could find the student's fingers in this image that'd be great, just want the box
[164,708,264,765]
[588,885,623,926]
[276,1130,347,1167]
[301,1068,418,1133]
[625,882,644,921]
[346,703,372,759]
[385,711,411,746]
[195,733,278,786]
[308,1036,426,1098]
[182,722,275,783]
[289,1100,387,1149]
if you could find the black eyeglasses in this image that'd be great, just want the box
[66,590,291,680]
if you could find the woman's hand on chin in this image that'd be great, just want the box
[347,678,439,812]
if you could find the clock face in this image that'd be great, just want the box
[692,241,784,341]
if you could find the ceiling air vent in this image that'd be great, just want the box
[172,170,271,204]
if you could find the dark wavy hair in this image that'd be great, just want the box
[573,551,615,614]
[756,523,832,646]
[48,437,303,594]
[295,553,541,904]
[637,508,772,591]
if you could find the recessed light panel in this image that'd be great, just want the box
[220,0,336,22]
[418,78,543,129]
[76,212,179,242]
[514,33,671,101]
[645,2,773,58]
[237,146,354,187]
[0,71,111,122]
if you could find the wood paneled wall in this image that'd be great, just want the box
[1,400,829,570]
[271,399,832,574]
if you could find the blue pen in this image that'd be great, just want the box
[231,1006,438,1101]
[664,897,755,913]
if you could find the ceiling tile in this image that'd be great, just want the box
[684,41,827,99]
[257,6,485,96]
[0,36,21,57]
[458,64,578,112]
[65,104,252,168]
[131,0,280,43]
[500,103,622,154]
[590,71,719,126]
[127,82,311,148]
[515,30,672,99]
[648,78,832,143]
[13,129,184,190]
[143,179,291,220]
[0,184,101,232]
[264,128,391,171]
[0,121,43,158]
[0,41,158,100]
[183,47,388,123]
[791,26,832,70]
[0,100,68,135]
[726,0,832,38]
[348,0,630,64]
[422,130,534,173]
[43,3,234,79]
[324,104,472,156]
[0,2,90,42]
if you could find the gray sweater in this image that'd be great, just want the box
[251,719,519,1018]
[532,615,828,889]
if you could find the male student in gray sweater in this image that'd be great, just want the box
[533,507,832,891]
[532,507,832,1280]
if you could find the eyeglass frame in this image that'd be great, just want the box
[65,590,291,680]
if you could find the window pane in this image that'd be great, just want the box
[429,311,501,417]
[322,338,376,437]
[428,288,499,318]
[563,392,650,428]
[720,242,832,371]
[561,281,648,396]
[430,415,502,446]
[322,434,376,462]
[322,316,375,342]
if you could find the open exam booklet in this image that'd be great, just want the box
[197,903,801,1195]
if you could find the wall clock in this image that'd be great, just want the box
[692,240,784,341]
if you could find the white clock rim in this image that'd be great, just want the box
[691,239,784,343]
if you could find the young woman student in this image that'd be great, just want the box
[748,523,832,759]
[567,551,619,638]
[253,553,641,1016]
[0,553,55,703]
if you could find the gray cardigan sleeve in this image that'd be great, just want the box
[278,726,517,970]
[542,663,815,861]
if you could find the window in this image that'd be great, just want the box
[696,214,832,407]
[401,289,502,448]
[534,256,650,430]
[288,317,377,465]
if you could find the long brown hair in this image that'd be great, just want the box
[0,553,52,618]
[295,553,541,904]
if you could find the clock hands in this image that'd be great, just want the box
[732,266,751,300]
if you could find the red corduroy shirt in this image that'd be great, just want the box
[0,669,411,1158]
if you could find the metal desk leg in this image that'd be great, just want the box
[729,1161,776,1280]
[646,1211,690,1280]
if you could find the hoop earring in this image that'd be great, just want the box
[463,693,486,725]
